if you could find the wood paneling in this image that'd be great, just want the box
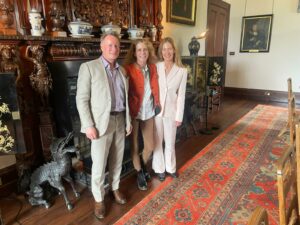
[224,87,300,104]
[0,165,17,197]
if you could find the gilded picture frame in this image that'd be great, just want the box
[240,14,273,53]
[167,0,197,25]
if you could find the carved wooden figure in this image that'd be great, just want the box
[0,0,16,35]
[25,45,53,110]
[49,0,65,31]
[0,44,20,82]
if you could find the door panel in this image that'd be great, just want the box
[206,0,230,57]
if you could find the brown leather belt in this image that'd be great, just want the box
[110,111,124,116]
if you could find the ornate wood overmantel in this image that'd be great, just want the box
[2,0,163,41]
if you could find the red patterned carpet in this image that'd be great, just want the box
[115,105,287,225]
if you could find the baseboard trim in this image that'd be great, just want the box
[224,87,300,104]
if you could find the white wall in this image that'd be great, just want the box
[161,0,300,92]
[161,0,207,56]
[226,0,300,92]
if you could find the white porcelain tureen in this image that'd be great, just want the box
[101,22,121,35]
[68,19,93,35]
[127,25,144,40]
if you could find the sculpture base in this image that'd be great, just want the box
[39,110,55,161]
[51,31,67,37]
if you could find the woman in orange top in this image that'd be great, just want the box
[123,39,160,191]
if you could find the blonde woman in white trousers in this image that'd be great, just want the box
[153,37,187,181]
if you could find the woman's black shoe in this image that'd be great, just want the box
[168,172,178,178]
[156,172,165,181]
[142,168,151,182]
[140,155,151,181]
[137,170,147,191]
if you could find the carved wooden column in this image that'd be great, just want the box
[134,0,163,41]
[155,0,163,41]
[25,41,55,160]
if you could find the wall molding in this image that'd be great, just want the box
[224,87,300,104]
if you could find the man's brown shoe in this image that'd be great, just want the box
[113,190,127,205]
[94,201,105,219]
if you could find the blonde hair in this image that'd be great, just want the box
[158,37,184,68]
[123,39,157,66]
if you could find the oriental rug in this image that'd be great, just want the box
[115,105,287,225]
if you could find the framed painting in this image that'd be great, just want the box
[167,0,197,25]
[240,14,273,53]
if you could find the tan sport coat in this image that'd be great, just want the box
[156,62,187,122]
[76,58,131,136]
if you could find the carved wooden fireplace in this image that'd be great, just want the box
[0,0,163,193]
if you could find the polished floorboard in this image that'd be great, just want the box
[0,97,287,225]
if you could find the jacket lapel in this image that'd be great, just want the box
[96,58,111,92]
[166,64,180,84]
[159,62,167,90]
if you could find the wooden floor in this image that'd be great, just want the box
[0,97,287,225]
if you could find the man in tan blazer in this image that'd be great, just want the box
[76,33,131,219]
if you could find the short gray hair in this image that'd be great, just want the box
[100,33,120,43]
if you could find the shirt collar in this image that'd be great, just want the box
[143,64,149,72]
[100,56,119,70]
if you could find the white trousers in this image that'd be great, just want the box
[152,116,177,173]
[91,113,125,202]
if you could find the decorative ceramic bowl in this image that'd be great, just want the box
[127,25,144,40]
[101,22,121,35]
[68,19,93,35]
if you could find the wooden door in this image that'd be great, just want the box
[206,0,230,57]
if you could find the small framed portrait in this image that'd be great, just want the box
[167,0,197,25]
[240,14,273,53]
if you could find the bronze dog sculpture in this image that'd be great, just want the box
[27,132,80,210]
